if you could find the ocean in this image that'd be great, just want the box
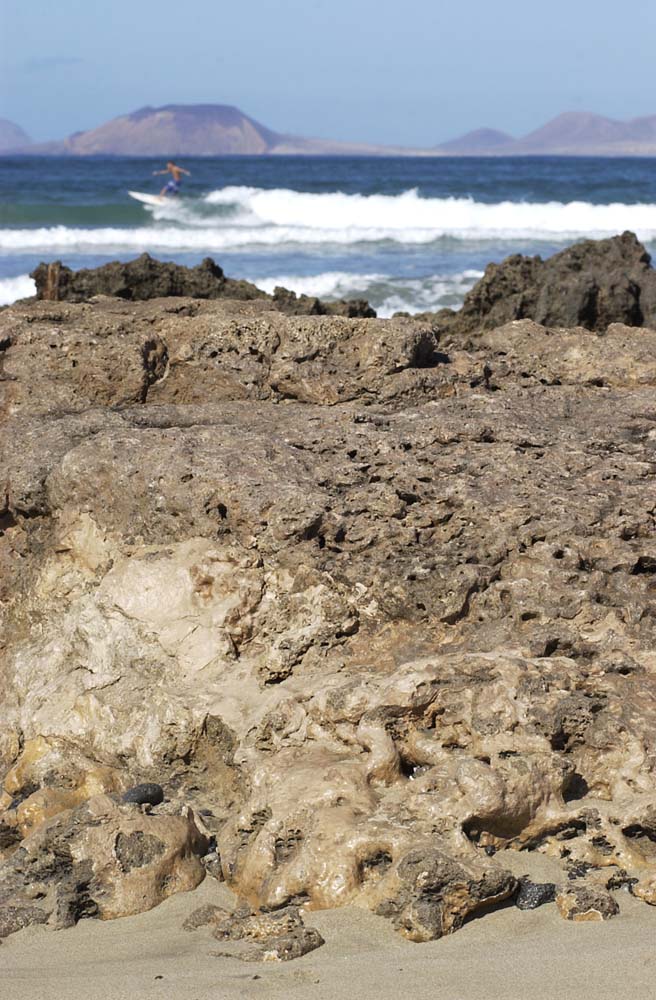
[2,154,656,313]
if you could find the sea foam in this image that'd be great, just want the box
[0,274,36,305]
[251,270,484,317]
[204,186,656,238]
[4,188,656,254]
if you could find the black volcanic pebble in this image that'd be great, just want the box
[122,783,164,806]
[515,878,557,910]
[607,870,639,892]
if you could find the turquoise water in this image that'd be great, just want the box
[2,155,656,312]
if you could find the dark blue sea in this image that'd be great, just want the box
[2,155,656,312]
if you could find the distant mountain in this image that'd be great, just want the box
[437,128,513,154]
[0,119,31,152]
[29,103,427,157]
[14,105,656,157]
[517,112,627,151]
[47,104,281,156]
[439,112,656,156]
[623,114,656,143]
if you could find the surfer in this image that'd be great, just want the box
[152,161,191,197]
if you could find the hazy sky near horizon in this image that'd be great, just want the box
[2,0,656,145]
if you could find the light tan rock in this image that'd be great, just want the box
[0,794,208,937]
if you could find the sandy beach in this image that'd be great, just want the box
[2,873,655,1000]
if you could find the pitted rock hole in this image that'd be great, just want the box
[115,831,166,872]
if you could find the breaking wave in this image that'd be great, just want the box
[3,188,656,255]
[0,274,35,305]
[251,270,484,317]
[202,186,656,239]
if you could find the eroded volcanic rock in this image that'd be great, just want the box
[0,794,207,939]
[1,265,656,948]
[433,231,656,334]
[184,903,325,962]
[30,255,265,304]
[29,253,375,318]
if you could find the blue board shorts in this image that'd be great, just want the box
[165,180,180,195]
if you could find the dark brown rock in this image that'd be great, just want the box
[115,831,166,871]
[388,849,517,941]
[29,254,375,318]
[437,231,656,335]
[30,255,265,304]
[271,285,375,318]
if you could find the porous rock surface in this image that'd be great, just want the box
[556,885,620,922]
[184,902,325,962]
[0,793,207,938]
[1,265,656,947]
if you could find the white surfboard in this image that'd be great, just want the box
[128,190,165,206]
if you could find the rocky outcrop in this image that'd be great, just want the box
[33,232,656,334]
[30,256,266,305]
[184,903,325,961]
[0,794,207,939]
[431,231,656,335]
[29,254,376,318]
[1,279,656,948]
[270,284,376,319]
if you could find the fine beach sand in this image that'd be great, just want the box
[2,853,656,1000]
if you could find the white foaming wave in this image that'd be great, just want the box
[147,194,255,228]
[4,218,656,255]
[252,271,383,299]
[203,186,656,238]
[251,270,484,317]
[0,223,446,252]
[374,270,484,317]
[205,185,260,204]
[5,189,656,254]
[0,274,36,305]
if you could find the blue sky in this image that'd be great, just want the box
[2,0,656,145]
